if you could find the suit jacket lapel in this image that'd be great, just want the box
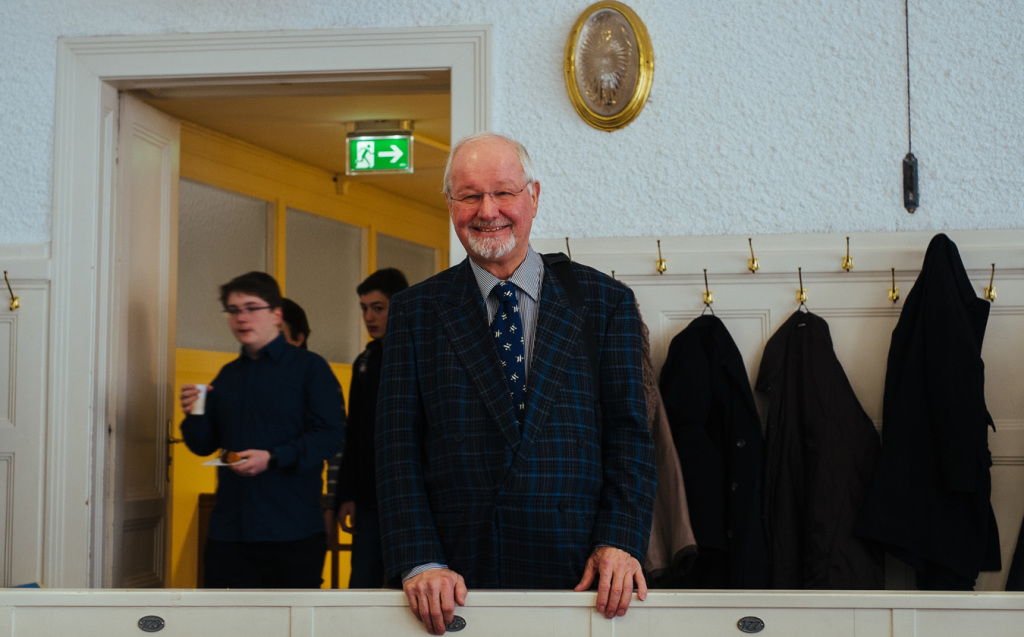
[520,269,586,444]
[435,260,522,448]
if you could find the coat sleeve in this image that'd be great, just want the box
[922,268,990,493]
[589,282,657,560]
[180,368,228,457]
[180,412,220,457]
[335,355,363,505]
[375,292,447,584]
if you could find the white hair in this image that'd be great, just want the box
[442,132,537,197]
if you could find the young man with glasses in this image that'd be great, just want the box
[179,271,345,588]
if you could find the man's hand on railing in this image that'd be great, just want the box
[402,568,468,635]
[574,546,648,619]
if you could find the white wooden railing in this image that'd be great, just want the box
[3,589,1024,636]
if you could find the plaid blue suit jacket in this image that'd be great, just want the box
[375,257,656,589]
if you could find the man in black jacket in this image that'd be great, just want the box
[332,268,408,588]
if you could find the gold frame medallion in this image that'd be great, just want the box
[564,1,655,131]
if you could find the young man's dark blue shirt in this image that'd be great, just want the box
[181,333,345,542]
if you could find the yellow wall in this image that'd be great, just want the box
[168,122,447,589]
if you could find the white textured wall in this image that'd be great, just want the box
[1,0,1022,244]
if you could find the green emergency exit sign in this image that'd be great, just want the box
[346,135,413,175]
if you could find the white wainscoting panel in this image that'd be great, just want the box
[0,280,49,587]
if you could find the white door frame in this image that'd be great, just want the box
[51,26,491,587]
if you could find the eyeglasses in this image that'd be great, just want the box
[223,305,272,317]
[447,183,531,208]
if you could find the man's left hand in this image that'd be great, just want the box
[230,449,271,476]
[574,546,647,619]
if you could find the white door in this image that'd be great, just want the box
[107,93,180,587]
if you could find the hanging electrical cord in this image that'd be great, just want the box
[902,0,919,213]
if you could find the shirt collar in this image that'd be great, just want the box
[240,331,288,362]
[469,245,543,302]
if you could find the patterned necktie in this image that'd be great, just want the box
[491,281,526,426]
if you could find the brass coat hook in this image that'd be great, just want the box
[702,269,714,306]
[889,267,900,303]
[796,267,808,307]
[655,240,667,274]
[702,269,716,316]
[4,271,19,311]
[564,237,573,261]
[747,238,760,273]
[842,236,854,271]
[978,266,995,303]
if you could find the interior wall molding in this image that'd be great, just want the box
[0,245,51,282]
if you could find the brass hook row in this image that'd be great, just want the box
[753,236,854,273]
[4,271,19,311]
[570,237,845,276]
[696,266,904,309]
[567,238,997,305]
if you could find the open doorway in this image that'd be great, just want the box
[130,70,452,588]
[49,26,490,588]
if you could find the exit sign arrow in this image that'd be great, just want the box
[378,144,405,163]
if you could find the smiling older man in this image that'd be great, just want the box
[375,133,657,635]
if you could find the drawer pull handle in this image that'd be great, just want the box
[138,615,166,632]
[737,616,764,633]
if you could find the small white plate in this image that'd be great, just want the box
[202,456,246,467]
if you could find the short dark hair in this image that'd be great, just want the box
[280,298,311,349]
[357,268,409,299]
[219,271,283,310]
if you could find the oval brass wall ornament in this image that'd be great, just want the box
[564,1,654,131]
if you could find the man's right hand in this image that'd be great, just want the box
[402,568,468,635]
[179,383,207,414]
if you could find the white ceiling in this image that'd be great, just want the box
[128,70,452,213]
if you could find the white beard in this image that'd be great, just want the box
[467,228,516,260]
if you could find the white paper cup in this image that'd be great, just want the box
[192,384,208,415]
